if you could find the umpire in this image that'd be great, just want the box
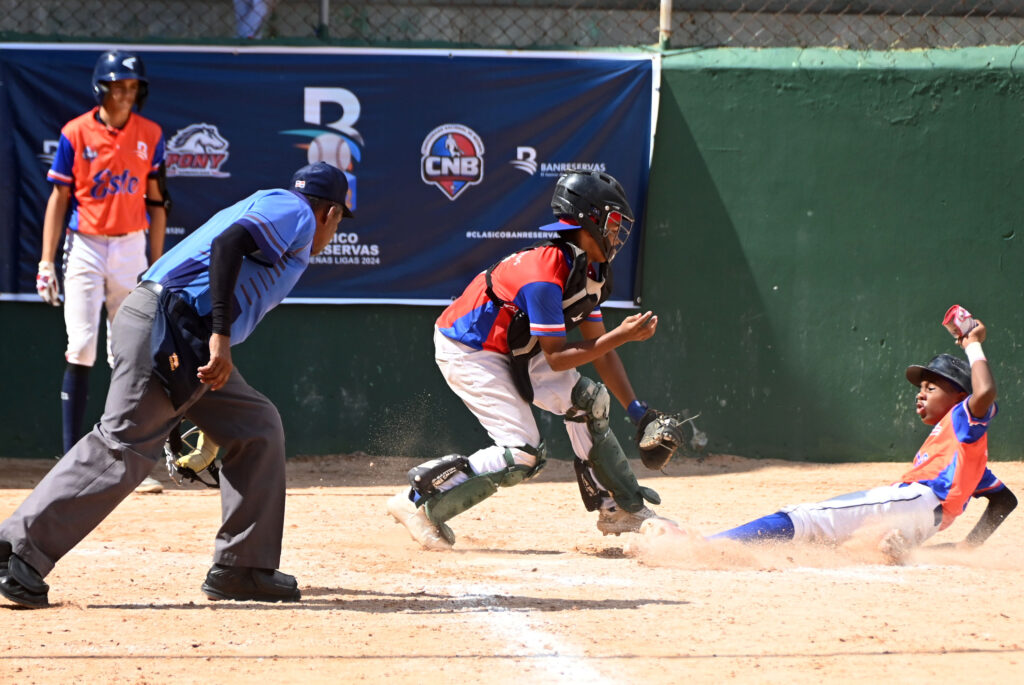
[0,162,353,608]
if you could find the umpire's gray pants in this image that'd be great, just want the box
[0,286,287,577]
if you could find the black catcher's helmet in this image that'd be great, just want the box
[92,50,149,111]
[549,170,635,261]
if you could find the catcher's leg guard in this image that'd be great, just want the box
[409,445,547,544]
[567,376,660,513]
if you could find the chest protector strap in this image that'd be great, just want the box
[483,240,611,403]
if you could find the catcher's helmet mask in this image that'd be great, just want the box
[92,50,149,112]
[539,170,635,261]
[905,353,972,394]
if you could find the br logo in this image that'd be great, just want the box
[420,124,485,201]
[166,123,231,178]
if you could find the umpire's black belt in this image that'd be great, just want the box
[142,280,211,408]
[139,279,165,297]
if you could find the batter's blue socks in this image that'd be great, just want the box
[61,363,90,454]
[709,511,795,542]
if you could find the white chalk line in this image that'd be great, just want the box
[447,580,619,685]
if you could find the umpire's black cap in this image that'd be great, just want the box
[291,162,355,217]
[905,353,971,393]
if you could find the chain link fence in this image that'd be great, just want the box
[1,1,1022,49]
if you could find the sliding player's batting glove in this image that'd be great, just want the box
[36,261,60,306]
[635,409,685,470]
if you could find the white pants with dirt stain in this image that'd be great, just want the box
[783,482,943,546]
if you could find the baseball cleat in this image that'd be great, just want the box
[596,505,675,536]
[638,517,686,537]
[201,564,300,602]
[386,491,453,550]
[134,476,163,494]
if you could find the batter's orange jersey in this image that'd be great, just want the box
[900,397,997,522]
[46,107,165,236]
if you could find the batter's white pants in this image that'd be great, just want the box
[434,327,599,493]
[783,482,943,546]
[62,230,148,368]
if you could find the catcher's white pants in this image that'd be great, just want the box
[434,327,595,483]
[783,482,942,546]
[62,230,148,368]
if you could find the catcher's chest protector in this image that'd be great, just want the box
[484,240,612,402]
[486,240,612,350]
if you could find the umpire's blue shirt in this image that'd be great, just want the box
[143,189,316,344]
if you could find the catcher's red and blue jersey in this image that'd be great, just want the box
[437,244,602,353]
[900,397,997,521]
[47,107,164,235]
[143,189,316,345]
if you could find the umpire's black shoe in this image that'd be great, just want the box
[0,554,50,609]
[201,564,301,602]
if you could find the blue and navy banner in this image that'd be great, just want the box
[0,45,653,305]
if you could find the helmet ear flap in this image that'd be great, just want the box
[92,81,109,108]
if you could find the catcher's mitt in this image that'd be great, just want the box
[164,423,221,488]
[635,409,686,470]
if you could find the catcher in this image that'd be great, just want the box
[387,169,695,550]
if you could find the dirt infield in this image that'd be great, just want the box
[1,453,1022,683]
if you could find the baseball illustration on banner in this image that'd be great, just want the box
[307,132,352,171]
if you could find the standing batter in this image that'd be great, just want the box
[37,51,168,493]
[0,162,353,608]
[637,321,1015,562]
[388,170,688,550]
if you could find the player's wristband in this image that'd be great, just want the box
[627,399,649,425]
[965,341,986,365]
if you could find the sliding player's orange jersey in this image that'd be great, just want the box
[900,397,997,521]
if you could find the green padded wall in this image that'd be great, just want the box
[2,47,1021,462]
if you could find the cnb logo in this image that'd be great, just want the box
[420,124,484,201]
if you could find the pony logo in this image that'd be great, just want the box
[420,124,485,201]
[166,123,231,178]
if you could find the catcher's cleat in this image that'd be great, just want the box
[879,528,911,566]
[0,554,49,609]
[387,491,453,550]
[201,564,300,602]
[597,505,674,536]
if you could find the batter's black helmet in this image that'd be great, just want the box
[542,170,635,261]
[906,353,972,394]
[92,51,149,111]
